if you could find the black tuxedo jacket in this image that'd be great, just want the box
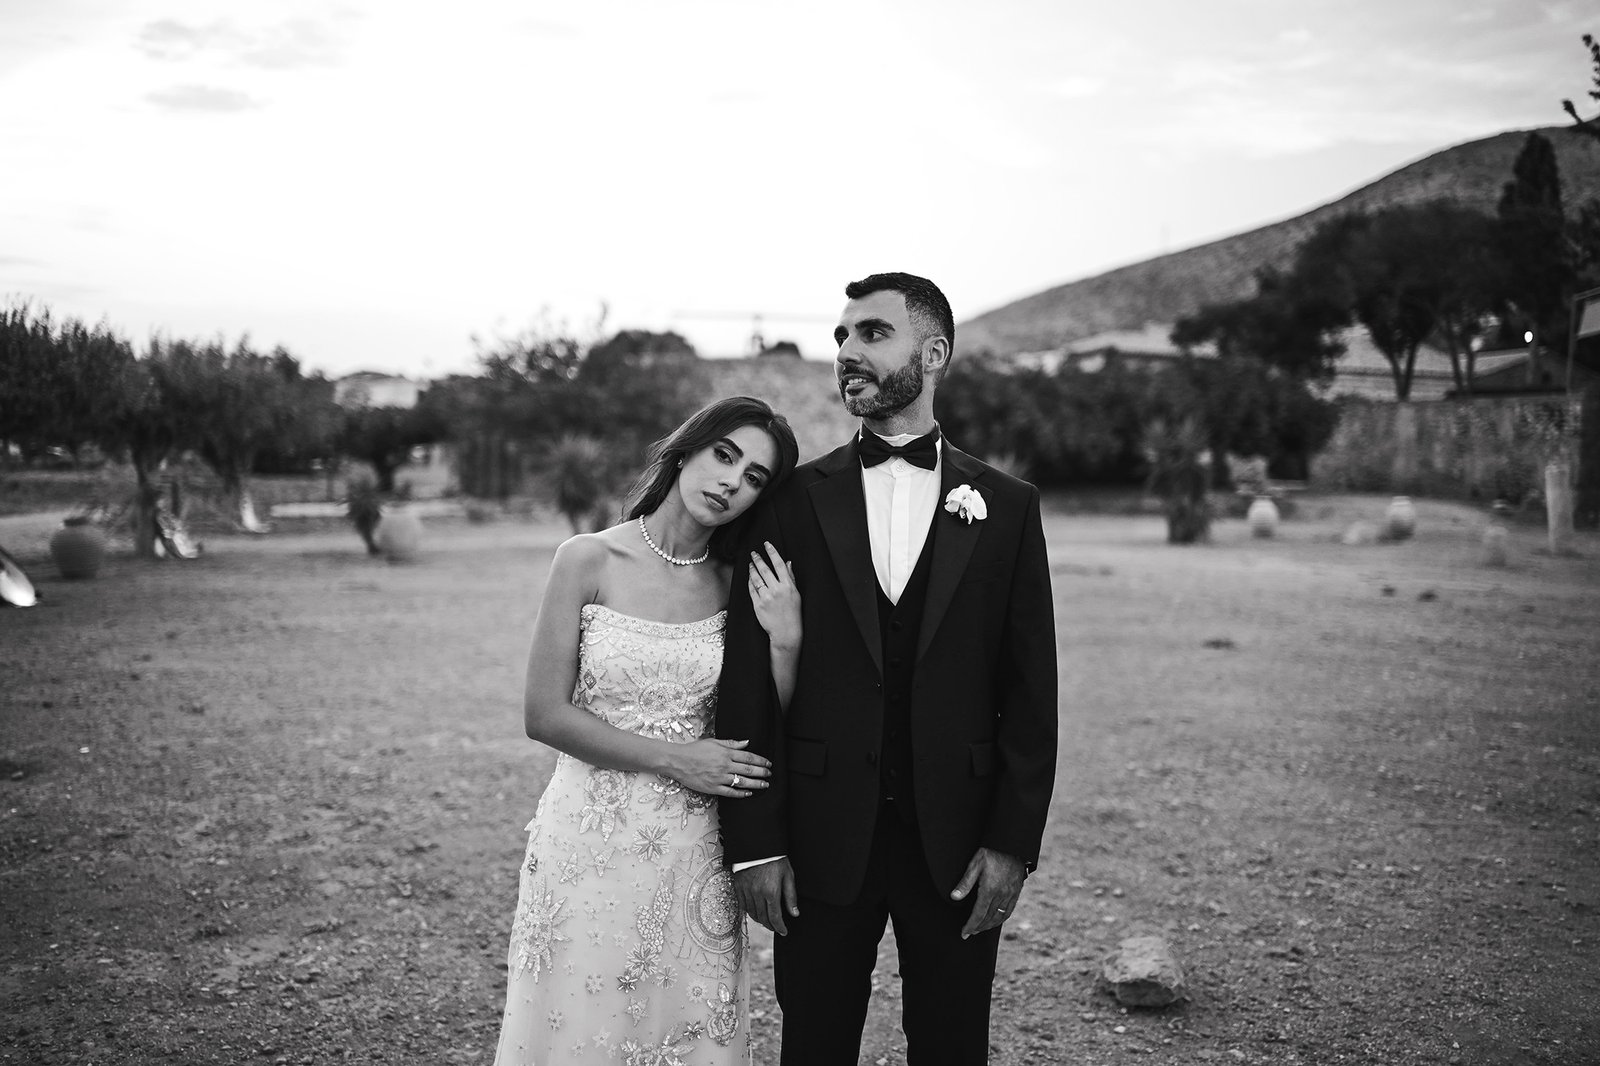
[718,436,1058,905]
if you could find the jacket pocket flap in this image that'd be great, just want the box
[786,737,828,776]
[969,741,996,777]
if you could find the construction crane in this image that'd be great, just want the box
[672,311,835,356]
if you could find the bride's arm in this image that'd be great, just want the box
[748,542,800,712]
[523,535,769,797]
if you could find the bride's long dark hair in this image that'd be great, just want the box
[623,396,799,562]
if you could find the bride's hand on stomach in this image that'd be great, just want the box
[665,738,772,798]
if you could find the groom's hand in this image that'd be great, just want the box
[733,858,798,936]
[951,847,1026,939]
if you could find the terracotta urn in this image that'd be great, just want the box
[1385,496,1417,541]
[1246,495,1279,538]
[376,506,422,562]
[50,516,107,579]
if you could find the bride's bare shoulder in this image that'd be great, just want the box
[551,525,637,573]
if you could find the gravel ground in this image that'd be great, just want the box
[2,494,1597,1065]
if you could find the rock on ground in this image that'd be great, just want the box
[1100,935,1187,1008]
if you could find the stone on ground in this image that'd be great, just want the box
[1100,935,1187,1007]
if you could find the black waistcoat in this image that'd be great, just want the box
[874,514,938,822]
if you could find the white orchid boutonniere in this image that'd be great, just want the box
[944,484,987,524]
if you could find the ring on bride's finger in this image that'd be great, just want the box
[732,773,741,786]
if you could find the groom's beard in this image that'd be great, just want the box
[840,349,924,419]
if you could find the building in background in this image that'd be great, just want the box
[333,371,423,409]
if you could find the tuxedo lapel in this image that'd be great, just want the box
[916,445,986,663]
[807,440,883,677]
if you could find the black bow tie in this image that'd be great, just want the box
[859,429,940,470]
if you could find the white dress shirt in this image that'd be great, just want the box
[731,428,941,874]
[860,429,943,604]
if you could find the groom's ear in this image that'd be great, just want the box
[921,335,950,379]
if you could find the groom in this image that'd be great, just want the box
[719,272,1058,1064]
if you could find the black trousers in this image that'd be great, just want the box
[773,802,1002,1066]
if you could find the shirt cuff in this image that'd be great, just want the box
[731,855,785,873]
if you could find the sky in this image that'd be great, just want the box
[1,0,1593,378]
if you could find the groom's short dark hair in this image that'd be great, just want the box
[844,272,955,378]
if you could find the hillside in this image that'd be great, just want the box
[960,126,1600,356]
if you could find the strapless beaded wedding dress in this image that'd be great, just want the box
[493,604,750,1066]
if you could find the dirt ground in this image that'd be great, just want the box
[2,494,1597,1065]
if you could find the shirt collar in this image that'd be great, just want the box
[860,425,943,450]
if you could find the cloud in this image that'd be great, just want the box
[237,18,346,70]
[145,84,260,113]
[1049,75,1106,100]
[136,18,217,61]
[706,87,765,106]
[507,17,579,38]
[135,15,346,70]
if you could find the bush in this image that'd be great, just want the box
[543,435,613,533]
[344,478,384,555]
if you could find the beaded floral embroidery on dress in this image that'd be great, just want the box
[493,604,750,1066]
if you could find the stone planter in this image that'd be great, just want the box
[1384,496,1416,541]
[1246,496,1279,538]
[49,517,107,579]
[1545,460,1574,555]
[1481,524,1510,567]
[375,506,422,562]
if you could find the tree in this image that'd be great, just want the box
[1572,197,1600,293]
[1353,211,1453,401]
[1289,207,1472,401]
[1142,415,1211,544]
[544,434,612,532]
[437,316,595,499]
[1171,266,1349,382]
[1256,202,1504,396]
[1141,352,1338,485]
[100,357,191,557]
[147,338,336,524]
[339,402,448,493]
[1,301,72,461]
[1563,33,1600,141]
[937,354,1146,485]
[575,329,706,457]
[1497,132,1573,358]
[442,320,708,502]
[1561,36,1600,334]
[0,302,134,464]
[1415,205,1503,394]
[253,371,342,475]
[52,318,139,462]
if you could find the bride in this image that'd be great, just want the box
[493,396,801,1065]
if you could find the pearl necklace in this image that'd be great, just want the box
[637,516,710,566]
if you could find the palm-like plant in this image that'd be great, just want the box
[545,435,613,533]
[1144,416,1212,544]
[344,477,385,555]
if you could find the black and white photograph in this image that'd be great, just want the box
[3,2,1599,1063]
